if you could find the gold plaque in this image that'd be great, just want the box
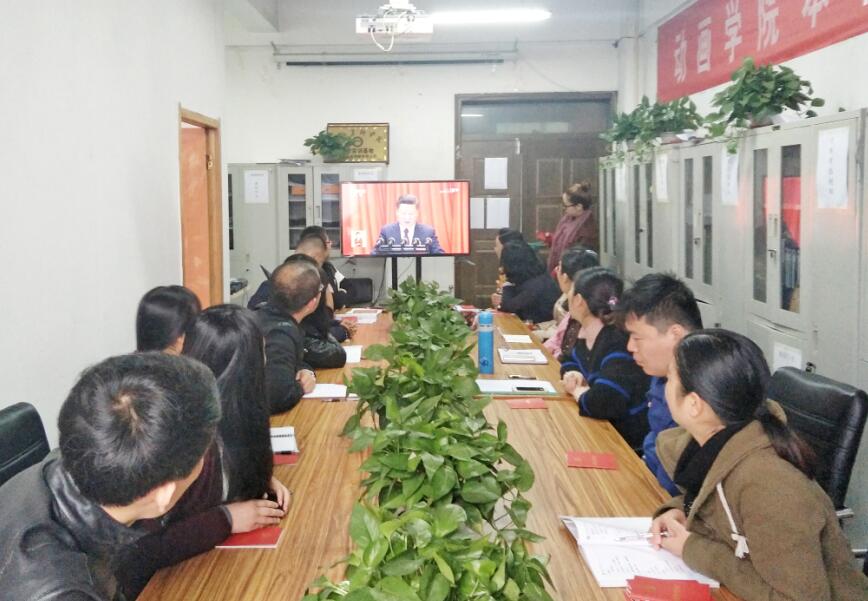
[326,122,389,164]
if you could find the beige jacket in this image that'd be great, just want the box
[655,421,868,601]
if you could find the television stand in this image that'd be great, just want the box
[390,256,423,290]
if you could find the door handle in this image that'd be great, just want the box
[693,237,701,245]
[768,249,777,260]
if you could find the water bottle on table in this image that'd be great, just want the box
[478,310,494,374]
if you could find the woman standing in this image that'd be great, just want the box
[651,330,868,600]
[547,182,598,273]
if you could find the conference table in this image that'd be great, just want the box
[140,313,740,601]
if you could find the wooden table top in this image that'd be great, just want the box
[140,312,739,601]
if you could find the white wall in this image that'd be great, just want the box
[224,42,620,292]
[0,0,226,444]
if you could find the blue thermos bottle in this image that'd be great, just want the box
[478,310,494,374]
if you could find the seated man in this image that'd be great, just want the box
[372,194,444,255]
[619,273,702,495]
[256,259,321,413]
[0,352,221,601]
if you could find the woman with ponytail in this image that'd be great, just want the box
[560,267,650,450]
[651,329,868,600]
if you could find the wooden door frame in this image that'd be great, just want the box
[179,105,223,304]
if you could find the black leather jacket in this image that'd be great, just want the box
[0,453,144,600]
[256,303,313,415]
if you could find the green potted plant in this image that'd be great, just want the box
[644,96,703,144]
[303,129,354,162]
[705,57,825,152]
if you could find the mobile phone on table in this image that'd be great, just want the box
[515,385,545,392]
[508,374,537,380]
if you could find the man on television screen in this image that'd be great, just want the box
[372,194,445,255]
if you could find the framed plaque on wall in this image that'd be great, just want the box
[326,122,389,163]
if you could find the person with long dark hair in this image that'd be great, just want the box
[542,246,599,358]
[135,285,201,353]
[560,267,650,450]
[492,241,560,323]
[651,330,868,600]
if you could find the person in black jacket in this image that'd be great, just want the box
[256,259,321,414]
[300,225,350,310]
[285,254,347,369]
[492,241,561,323]
[0,353,220,601]
[560,267,650,451]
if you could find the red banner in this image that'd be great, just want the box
[658,0,868,101]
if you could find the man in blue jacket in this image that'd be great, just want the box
[620,273,703,495]
[372,194,445,255]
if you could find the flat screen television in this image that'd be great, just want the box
[340,180,470,257]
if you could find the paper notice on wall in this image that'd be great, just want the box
[486,197,510,229]
[353,167,381,181]
[484,157,508,190]
[470,197,486,229]
[721,149,739,206]
[816,127,849,209]
[772,342,803,373]
[244,170,270,204]
[615,165,626,203]
[655,153,669,202]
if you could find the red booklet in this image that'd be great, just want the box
[273,452,299,466]
[216,526,283,549]
[507,397,548,410]
[566,450,618,470]
[626,576,712,601]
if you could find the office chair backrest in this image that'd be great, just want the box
[767,367,868,510]
[0,402,50,487]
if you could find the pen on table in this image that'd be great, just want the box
[615,532,671,541]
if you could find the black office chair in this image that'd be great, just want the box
[0,402,50,487]
[342,277,374,306]
[767,367,868,516]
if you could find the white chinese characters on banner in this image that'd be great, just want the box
[802,0,830,28]
[696,18,712,73]
[758,0,780,50]
[674,31,688,83]
[724,0,743,63]
[815,127,849,209]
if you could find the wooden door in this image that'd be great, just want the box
[455,139,523,307]
[521,134,606,268]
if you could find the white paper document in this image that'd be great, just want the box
[270,426,298,453]
[244,170,270,204]
[485,197,510,229]
[343,345,363,364]
[302,383,357,401]
[498,348,548,365]
[721,149,740,206]
[654,153,669,201]
[772,342,803,372]
[615,165,627,202]
[560,517,719,588]
[816,127,849,209]
[476,379,557,395]
[501,334,533,344]
[470,197,486,229]
[484,157,508,190]
[347,308,382,316]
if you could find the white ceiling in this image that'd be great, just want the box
[225,0,636,48]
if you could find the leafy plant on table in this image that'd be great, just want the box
[705,57,825,153]
[304,279,554,601]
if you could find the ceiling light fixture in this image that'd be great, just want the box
[430,9,551,25]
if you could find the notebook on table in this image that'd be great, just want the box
[216,526,284,549]
[560,517,719,588]
[497,348,548,364]
[270,426,298,454]
[476,379,558,396]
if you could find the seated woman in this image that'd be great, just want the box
[541,246,599,356]
[492,241,561,324]
[280,254,347,369]
[651,329,868,600]
[560,267,650,450]
[117,304,290,599]
[135,285,200,353]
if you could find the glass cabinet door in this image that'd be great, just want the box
[319,171,342,251]
[276,166,313,254]
[681,149,716,300]
[629,162,653,273]
[287,172,308,250]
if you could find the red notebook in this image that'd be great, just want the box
[216,526,283,549]
[566,450,618,470]
[507,397,548,410]
[273,452,299,466]
[625,576,712,601]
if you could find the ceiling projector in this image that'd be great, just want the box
[356,1,433,36]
